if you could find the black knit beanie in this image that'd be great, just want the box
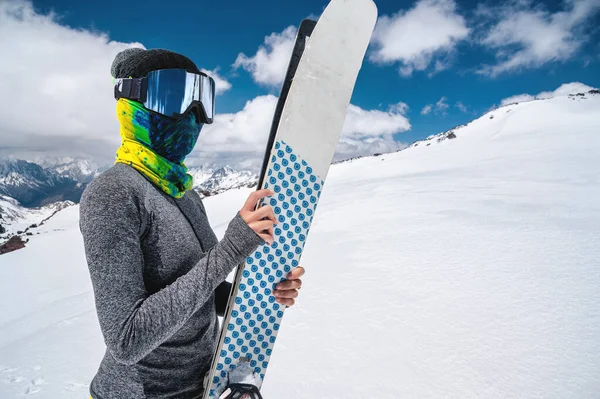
[110,48,201,79]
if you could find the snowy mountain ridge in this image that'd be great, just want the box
[33,157,259,193]
[34,156,259,194]
[0,157,257,205]
[36,157,101,184]
[335,88,600,166]
[410,88,600,149]
[193,166,257,197]
[0,160,257,243]
[0,159,84,208]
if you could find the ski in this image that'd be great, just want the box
[203,1,377,397]
[257,19,317,190]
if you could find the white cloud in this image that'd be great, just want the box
[342,103,411,138]
[0,0,142,164]
[389,101,410,114]
[536,81,596,99]
[500,81,597,105]
[436,96,449,112]
[0,1,233,167]
[369,0,469,77]
[200,68,231,95]
[421,96,450,115]
[399,65,415,77]
[429,58,452,77]
[336,103,410,160]
[478,0,600,76]
[455,101,468,113]
[191,97,412,169]
[189,95,278,169]
[500,94,535,106]
[0,1,409,170]
[233,26,297,87]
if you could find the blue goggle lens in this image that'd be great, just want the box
[115,69,216,124]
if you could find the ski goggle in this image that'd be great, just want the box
[114,68,216,124]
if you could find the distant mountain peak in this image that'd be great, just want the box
[36,157,100,184]
[0,159,84,207]
[188,165,258,197]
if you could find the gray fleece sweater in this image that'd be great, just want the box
[79,163,263,399]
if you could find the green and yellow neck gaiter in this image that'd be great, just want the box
[115,99,202,198]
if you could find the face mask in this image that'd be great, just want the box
[117,98,202,164]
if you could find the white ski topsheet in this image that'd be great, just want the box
[278,0,377,179]
[203,0,377,397]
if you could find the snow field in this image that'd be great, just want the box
[0,93,598,398]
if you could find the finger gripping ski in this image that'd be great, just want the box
[203,1,377,397]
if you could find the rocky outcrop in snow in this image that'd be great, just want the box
[0,195,74,249]
[0,236,27,255]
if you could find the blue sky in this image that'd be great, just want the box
[2,0,600,168]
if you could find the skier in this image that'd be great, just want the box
[79,48,304,399]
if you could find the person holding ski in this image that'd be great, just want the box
[79,48,304,399]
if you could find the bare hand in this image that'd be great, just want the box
[273,266,305,307]
[239,189,276,244]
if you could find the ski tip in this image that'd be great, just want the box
[300,18,317,25]
[326,0,378,29]
[362,0,379,24]
[364,0,379,17]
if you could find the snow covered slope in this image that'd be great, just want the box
[0,92,599,398]
[0,205,100,396]
[0,194,74,239]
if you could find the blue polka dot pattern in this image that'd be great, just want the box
[206,140,323,396]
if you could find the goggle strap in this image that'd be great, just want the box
[114,78,147,103]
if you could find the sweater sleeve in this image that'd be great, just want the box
[79,177,263,366]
